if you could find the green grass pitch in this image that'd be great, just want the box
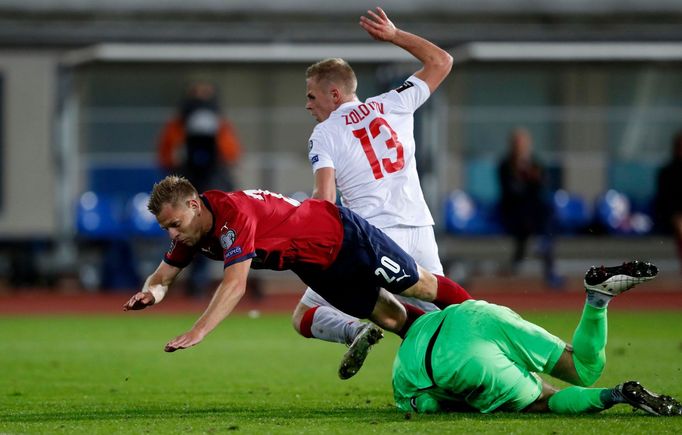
[1,310,681,434]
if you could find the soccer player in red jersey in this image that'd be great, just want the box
[123,175,470,353]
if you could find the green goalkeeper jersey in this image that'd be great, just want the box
[392,300,566,413]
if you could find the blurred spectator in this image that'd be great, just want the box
[157,81,241,192]
[156,81,242,296]
[654,131,682,273]
[497,128,564,288]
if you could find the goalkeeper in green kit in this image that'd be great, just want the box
[392,261,682,416]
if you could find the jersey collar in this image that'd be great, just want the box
[333,100,361,116]
[199,194,216,237]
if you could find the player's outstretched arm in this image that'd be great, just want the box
[359,7,452,93]
[123,261,181,311]
[164,259,252,352]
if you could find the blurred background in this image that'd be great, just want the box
[0,0,681,295]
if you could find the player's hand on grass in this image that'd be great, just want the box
[122,291,155,311]
[359,7,397,43]
[164,329,205,352]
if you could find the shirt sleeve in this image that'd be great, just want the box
[163,240,195,269]
[308,126,335,173]
[222,209,258,268]
[371,75,430,115]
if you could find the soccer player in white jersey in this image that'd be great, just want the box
[292,7,471,379]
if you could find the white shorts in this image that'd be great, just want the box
[300,225,442,313]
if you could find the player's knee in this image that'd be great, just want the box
[572,356,603,387]
[292,304,316,337]
[370,292,406,334]
[401,268,437,301]
[292,314,303,335]
[575,368,601,387]
[524,380,558,413]
[416,268,438,296]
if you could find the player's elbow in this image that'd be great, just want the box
[421,51,453,90]
[435,51,453,76]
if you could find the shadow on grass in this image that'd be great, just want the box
[0,405,401,424]
[0,403,663,424]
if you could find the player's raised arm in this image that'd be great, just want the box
[123,261,181,311]
[359,7,452,93]
[164,258,252,352]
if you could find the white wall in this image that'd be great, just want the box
[0,52,58,237]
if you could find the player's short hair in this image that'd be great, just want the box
[147,175,198,216]
[306,58,357,95]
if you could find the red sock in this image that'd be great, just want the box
[299,306,319,338]
[433,275,472,309]
[398,303,425,338]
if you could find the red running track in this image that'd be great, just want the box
[0,289,680,315]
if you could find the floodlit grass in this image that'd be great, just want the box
[1,311,681,434]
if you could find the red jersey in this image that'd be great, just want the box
[163,189,344,270]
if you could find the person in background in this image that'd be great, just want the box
[158,81,241,193]
[157,81,243,296]
[497,127,563,289]
[654,130,682,273]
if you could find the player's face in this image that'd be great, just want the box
[156,199,203,246]
[306,78,337,122]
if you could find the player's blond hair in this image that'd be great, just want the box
[306,58,357,96]
[147,175,198,216]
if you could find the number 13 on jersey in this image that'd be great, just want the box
[352,117,405,180]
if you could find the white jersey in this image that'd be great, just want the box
[308,75,434,229]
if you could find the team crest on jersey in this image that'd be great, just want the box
[395,80,415,93]
[308,139,314,151]
[219,224,236,250]
[310,154,319,164]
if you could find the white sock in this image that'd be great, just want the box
[586,291,612,308]
[311,306,365,345]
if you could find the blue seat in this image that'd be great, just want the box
[628,212,654,235]
[76,191,126,239]
[88,164,164,197]
[127,192,165,237]
[593,189,653,235]
[444,190,502,235]
[553,190,590,234]
[595,189,631,234]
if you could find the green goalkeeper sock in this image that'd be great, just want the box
[571,303,607,386]
[548,387,610,414]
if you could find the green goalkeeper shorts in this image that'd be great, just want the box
[393,300,566,413]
